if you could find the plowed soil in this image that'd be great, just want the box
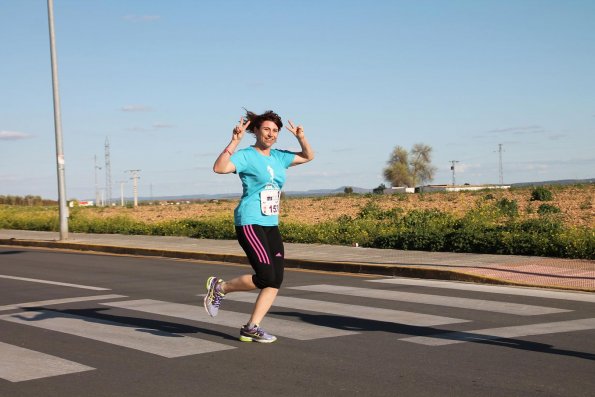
[85,185,593,228]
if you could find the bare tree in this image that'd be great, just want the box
[383,144,436,188]
[410,143,437,186]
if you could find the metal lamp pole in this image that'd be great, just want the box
[47,0,68,240]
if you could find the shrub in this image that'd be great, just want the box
[372,184,386,194]
[373,210,455,252]
[537,204,561,215]
[496,198,519,218]
[531,186,553,201]
[579,199,592,210]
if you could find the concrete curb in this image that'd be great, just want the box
[0,238,543,289]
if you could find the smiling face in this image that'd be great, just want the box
[254,120,279,150]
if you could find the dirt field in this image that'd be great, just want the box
[84,185,594,228]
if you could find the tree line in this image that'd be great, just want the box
[0,195,57,206]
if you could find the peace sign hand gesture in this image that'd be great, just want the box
[232,117,251,141]
[286,120,305,139]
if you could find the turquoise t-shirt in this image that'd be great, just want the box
[230,147,296,226]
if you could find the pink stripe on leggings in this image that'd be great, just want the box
[243,225,270,265]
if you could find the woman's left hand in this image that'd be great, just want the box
[286,120,305,139]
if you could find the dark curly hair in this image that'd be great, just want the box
[244,109,283,133]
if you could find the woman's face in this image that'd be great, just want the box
[254,120,279,149]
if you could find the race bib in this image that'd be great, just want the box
[260,185,281,216]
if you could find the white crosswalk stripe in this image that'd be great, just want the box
[289,285,569,315]
[0,341,94,382]
[0,310,235,358]
[0,274,110,291]
[0,294,127,312]
[220,292,469,326]
[401,318,595,346]
[368,278,595,303]
[103,299,357,340]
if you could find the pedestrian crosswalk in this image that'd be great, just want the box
[289,285,570,315]
[1,278,594,383]
[0,310,234,358]
[400,318,595,346]
[102,299,357,340]
[223,292,469,326]
[0,341,93,382]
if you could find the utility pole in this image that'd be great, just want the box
[116,180,127,206]
[125,170,141,207]
[94,155,102,206]
[104,137,112,206]
[498,143,504,185]
[47,0,68,240]
[449,160,459,186]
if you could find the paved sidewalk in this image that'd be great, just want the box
[1,229,594,292]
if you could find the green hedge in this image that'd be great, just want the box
[1,203,593,259]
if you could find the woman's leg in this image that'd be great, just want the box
[247,287,278,325]
[220,274,256,293]
[235,225,284,325]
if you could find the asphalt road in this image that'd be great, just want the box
[1,246,594,397]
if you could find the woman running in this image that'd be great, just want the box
[204,109,314,343]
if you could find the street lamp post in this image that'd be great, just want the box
[47,0,68,240]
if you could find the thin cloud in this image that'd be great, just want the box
[126,123,175,132]
[123,15,161,22]
[453,163,480,173]
[125,126,150,132]
[121,105,153,112]
[332,147,356,153]
[548,134,566,141]
[487,125,544,135]
[0,130,32,140]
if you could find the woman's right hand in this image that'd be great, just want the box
[232,117,250,141]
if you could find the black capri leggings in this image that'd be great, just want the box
[235,225,285,289]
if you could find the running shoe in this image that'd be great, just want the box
[239,324,277,343]
[204,276,225,317]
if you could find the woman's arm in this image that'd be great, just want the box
[286,120,314,166]
[213,117,250,174]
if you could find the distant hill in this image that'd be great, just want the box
[510,178,595,187]
[135,186,371,202]
[105,179,594,202]
[285,186,371,196]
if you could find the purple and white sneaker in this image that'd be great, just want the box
[239,324,277,343]
[203,276,225,317]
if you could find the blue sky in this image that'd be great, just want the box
[1,0,594,200]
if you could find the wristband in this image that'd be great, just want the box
[224,148,233,156]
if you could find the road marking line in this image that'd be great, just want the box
[0,310,235,357]
[368,278,595,303]
[0,294,127,312]
[103,299,357,340]
[289,285,569,316]
[0,341,94,382]
[0,274,109,291]
[400,318,595,346]
[218,292,468,327]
